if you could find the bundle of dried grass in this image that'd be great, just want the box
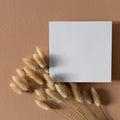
[9,46,111,120]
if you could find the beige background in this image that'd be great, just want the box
[0,0,120,120]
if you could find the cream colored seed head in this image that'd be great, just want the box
[35,100,51,110]
[36,46,44,60]
[55,83,69,99]
[45,89,63,103]
[91,87,101,107]
[33,53,46,68]
[16,69,26,78]
[23,67,43,85]
[43,73,55,90]
[35,88,47,101]
[83,90,92,104]
[70,83,84,103]
[23,57,39,71]
[10,82,23,94]
[12,75,29,91]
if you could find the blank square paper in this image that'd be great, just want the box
[49,21,112,82]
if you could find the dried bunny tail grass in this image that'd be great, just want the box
[36,46,44,59]
[16,69,26,78]
[45,89,63,103]
[43,73,55,90]
[23,57,39,71]
[91,87,101,107]
[70,83,84,103]
[35,100,51,110]
[55,83,70,99]
[23,67,44,85]
[35,88,47,101]
[36,46,46,67]
[12,75,29,91]
[83,90,92,104]
[10,82,23,94]
[33,53,46,68]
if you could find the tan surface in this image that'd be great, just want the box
[0,0,120,120]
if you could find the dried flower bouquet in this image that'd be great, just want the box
[10,46,112,120]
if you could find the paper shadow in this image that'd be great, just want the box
[49,54,66,68]
[112,22,120,80]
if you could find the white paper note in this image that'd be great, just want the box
[49,21,112,82]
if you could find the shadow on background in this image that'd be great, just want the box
[112,22,120,80]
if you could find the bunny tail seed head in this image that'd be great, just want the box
[23,58,39,71]
[33,53,46,68]
[16,69,26,78]
[12,75,29,91]
[23,67,44,85]
[43,73,55,90]
[55,83,70,99]
[35,88,47,101]
[45,89,63,103]
[36,46,44,59]
[70,83,84,103]
[10,82,23,94]
[35,100,51,110]
[91,87,101,107]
